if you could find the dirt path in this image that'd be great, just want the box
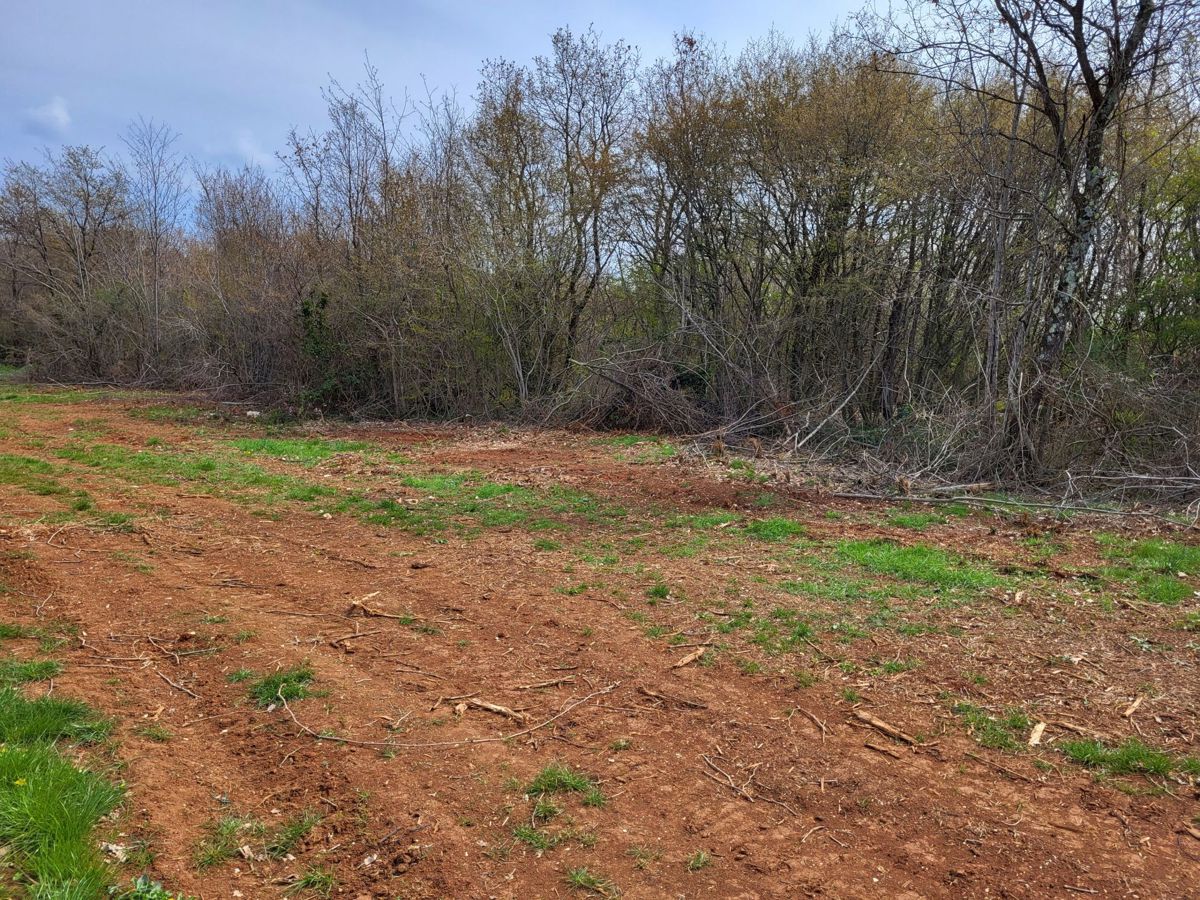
[0,391,1198,898]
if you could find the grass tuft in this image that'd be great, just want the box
[248,665,314,707]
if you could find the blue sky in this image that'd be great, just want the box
[2,1,860,169]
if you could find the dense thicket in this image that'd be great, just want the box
[3,1,1199,486]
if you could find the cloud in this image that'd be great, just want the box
[22,96,71,138]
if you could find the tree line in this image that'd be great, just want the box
[2,0,1198,486]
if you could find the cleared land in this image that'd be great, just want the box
[0,385,1198,898]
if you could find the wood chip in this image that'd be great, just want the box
[1028,722,1047,746]
[1123,696,1143,718]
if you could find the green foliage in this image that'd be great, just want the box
[193,815,265,868]
[1060,738,1176,776]
[744,518,805,541]
[952,702,1030,751]
[0,657,63,685]
[887,511,944,530]
[230,437,370,464]
[565,867,617,896]
[265,809,321,858]
[284,866,334,898]
[248,665,315,707]
[114,875,196,899]
[0,684,121,896]
[526,763,597,797]
[839,540,998,589]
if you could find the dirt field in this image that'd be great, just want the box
[1,386,1198,899]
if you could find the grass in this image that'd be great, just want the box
[887,511,945,530]
[744,518,805,541]
[839,539,998,589]
[248,665,315,707]
[1059,738,1199,777]
[527,763,598,797]
[265,809,321,858]
[0,684,120,895]
[1099,537,1199,605]
[565,867,618,896]
[685,849,711,872]
[952,702,1030,751]
[194,815,265,868]
[230,437,370,464]
[0,657,63,684]
[285,866,335,897]
[133,724,172,743]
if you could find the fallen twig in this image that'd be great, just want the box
[851,709,917,745]
[281,682,620,749]
[154,668,201,700]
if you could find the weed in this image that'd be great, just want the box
[609,738,631,751]
[647,582,670,600]
[513,824,555,851]
[627,845,661,870]
[114,875,195,899]
[565,867,618,896]
[134,724,172,742]
[225,668,254,683]
[526,762,597,797]
[248,665,314,707]
[686,850,711,872]
[266,809,321,858]
[533,538,562,551]
[284,866,335,897]
[532,797,562,822]
[194,814,265,868]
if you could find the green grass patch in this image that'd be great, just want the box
[887,511,944,530]
[565,867,617,896]
[952,702,1030,751]
[1060,738,1172,776]
[839,540,997,589]
[0,685,120,894]
[745,518,805,542]
[230,437,370,464]
[193,815,265,868]
[0,657,63,685]
[265,809,321,858]
[248,665,315,707]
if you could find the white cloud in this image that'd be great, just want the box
[23,95,71,138]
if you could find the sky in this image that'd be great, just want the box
[1,0,861,171]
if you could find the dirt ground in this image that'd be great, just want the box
[1,388,1198,899]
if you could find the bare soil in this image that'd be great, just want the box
[1,390,1198,899]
